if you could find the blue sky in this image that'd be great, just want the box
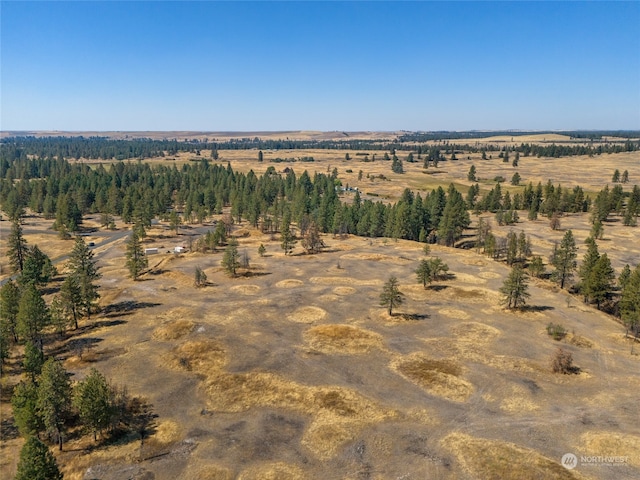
[1,1,639,131]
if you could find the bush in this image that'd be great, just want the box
[551,348,574,374]
[546,322,566,341]
[493,176,506,183]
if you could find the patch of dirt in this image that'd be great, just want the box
[439,308,470,320]
[304,324,383,354]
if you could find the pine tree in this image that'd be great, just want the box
[73,368,113,442]
[500,265,530,309]
[15,436,63,480]
[59,275,82,330]
[528,256,545,278]
[467,165,477,181]
[125,230,148,280]
[258,244,266,257]
[37,358,72,451]
[0,280,20,343]
[586,254,615,309]
[578,237,600,302]
[16,283,49,348]
[281,221,296,255]
[21,245,57,286]
[379,276,404,316]
[619,264,632,290]
[7,219,28,273]
[67,237,101,318]
[23,341,44,382]
[620,266,640,342]
[11,380,43,437]
[194,266,207,287]
[301,221,325,254]
[551,230,578,289]
[438,184,470,246]
[416,259,432,288]
[222,238,240,276]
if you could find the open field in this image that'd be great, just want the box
[1,208,639,479]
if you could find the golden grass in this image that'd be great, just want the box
[184,465,233,480]
[445,287,500,304]
[204,372,394,459]
[567,333,594,348]
[500,385,540,413]
[579,432,640,467]
[304,324,383,354]
[333,286,356,295]
[168,340,226,374]
[442,432,585,480]
[478,271,502,280]
[339,253,412,264]
[152,420,181,445]
[451,322,501,343]
[275,279,304,288]
[229,284,261,295]
[391,354,473,402]
[287,306,327,324]
[237,462,305,480]
[152,319,195,341]
[310,276,383,286]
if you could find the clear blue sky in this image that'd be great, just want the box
[1,1,639,131]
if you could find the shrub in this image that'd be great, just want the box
[551,348,574,374]
[546,323,566,341]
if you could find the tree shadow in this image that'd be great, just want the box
[102,301,161,317]
[398,313,430,321]
[427,284,449,292]
[521,305,554,313]
[0,418,19,441]
[240,271,272,278]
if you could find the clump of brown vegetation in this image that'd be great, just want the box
[304,324,383,354]
[442,432,583,479]
[392,354,473,402]
[550,348,576,374]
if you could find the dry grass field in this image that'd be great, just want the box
[1,136,639,479]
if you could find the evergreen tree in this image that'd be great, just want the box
[16,283,49,348]
[528,256,545,278]
[500,265,530,309]
[612,169,620,183]
[59,275,82,330]
[222,238,240,276]
[15,436,63,480]
[379,276,404,316]
[619,264,632,290]
[194,266,207,287]
[23,341,45,383]
[21,245,57,286]
[0,280,20,343]
[416,259,432,288]
[301,221,325,254]
[586,254,615,309]
[125,231,148,280]
[73,368,113,442]
[37,358,72,451]
[438,184,470,246]
[620,266,640,341]
[551,230,578,289]
[280,214,296,255]
[467,165,477,181]
[67,237,101,319]
[7,219,28,273]
[578,237,600,301]
[11,380,43,437]
[258,243,266,257]
[511,172,521,186]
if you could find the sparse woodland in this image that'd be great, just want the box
[1,133,639,478]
